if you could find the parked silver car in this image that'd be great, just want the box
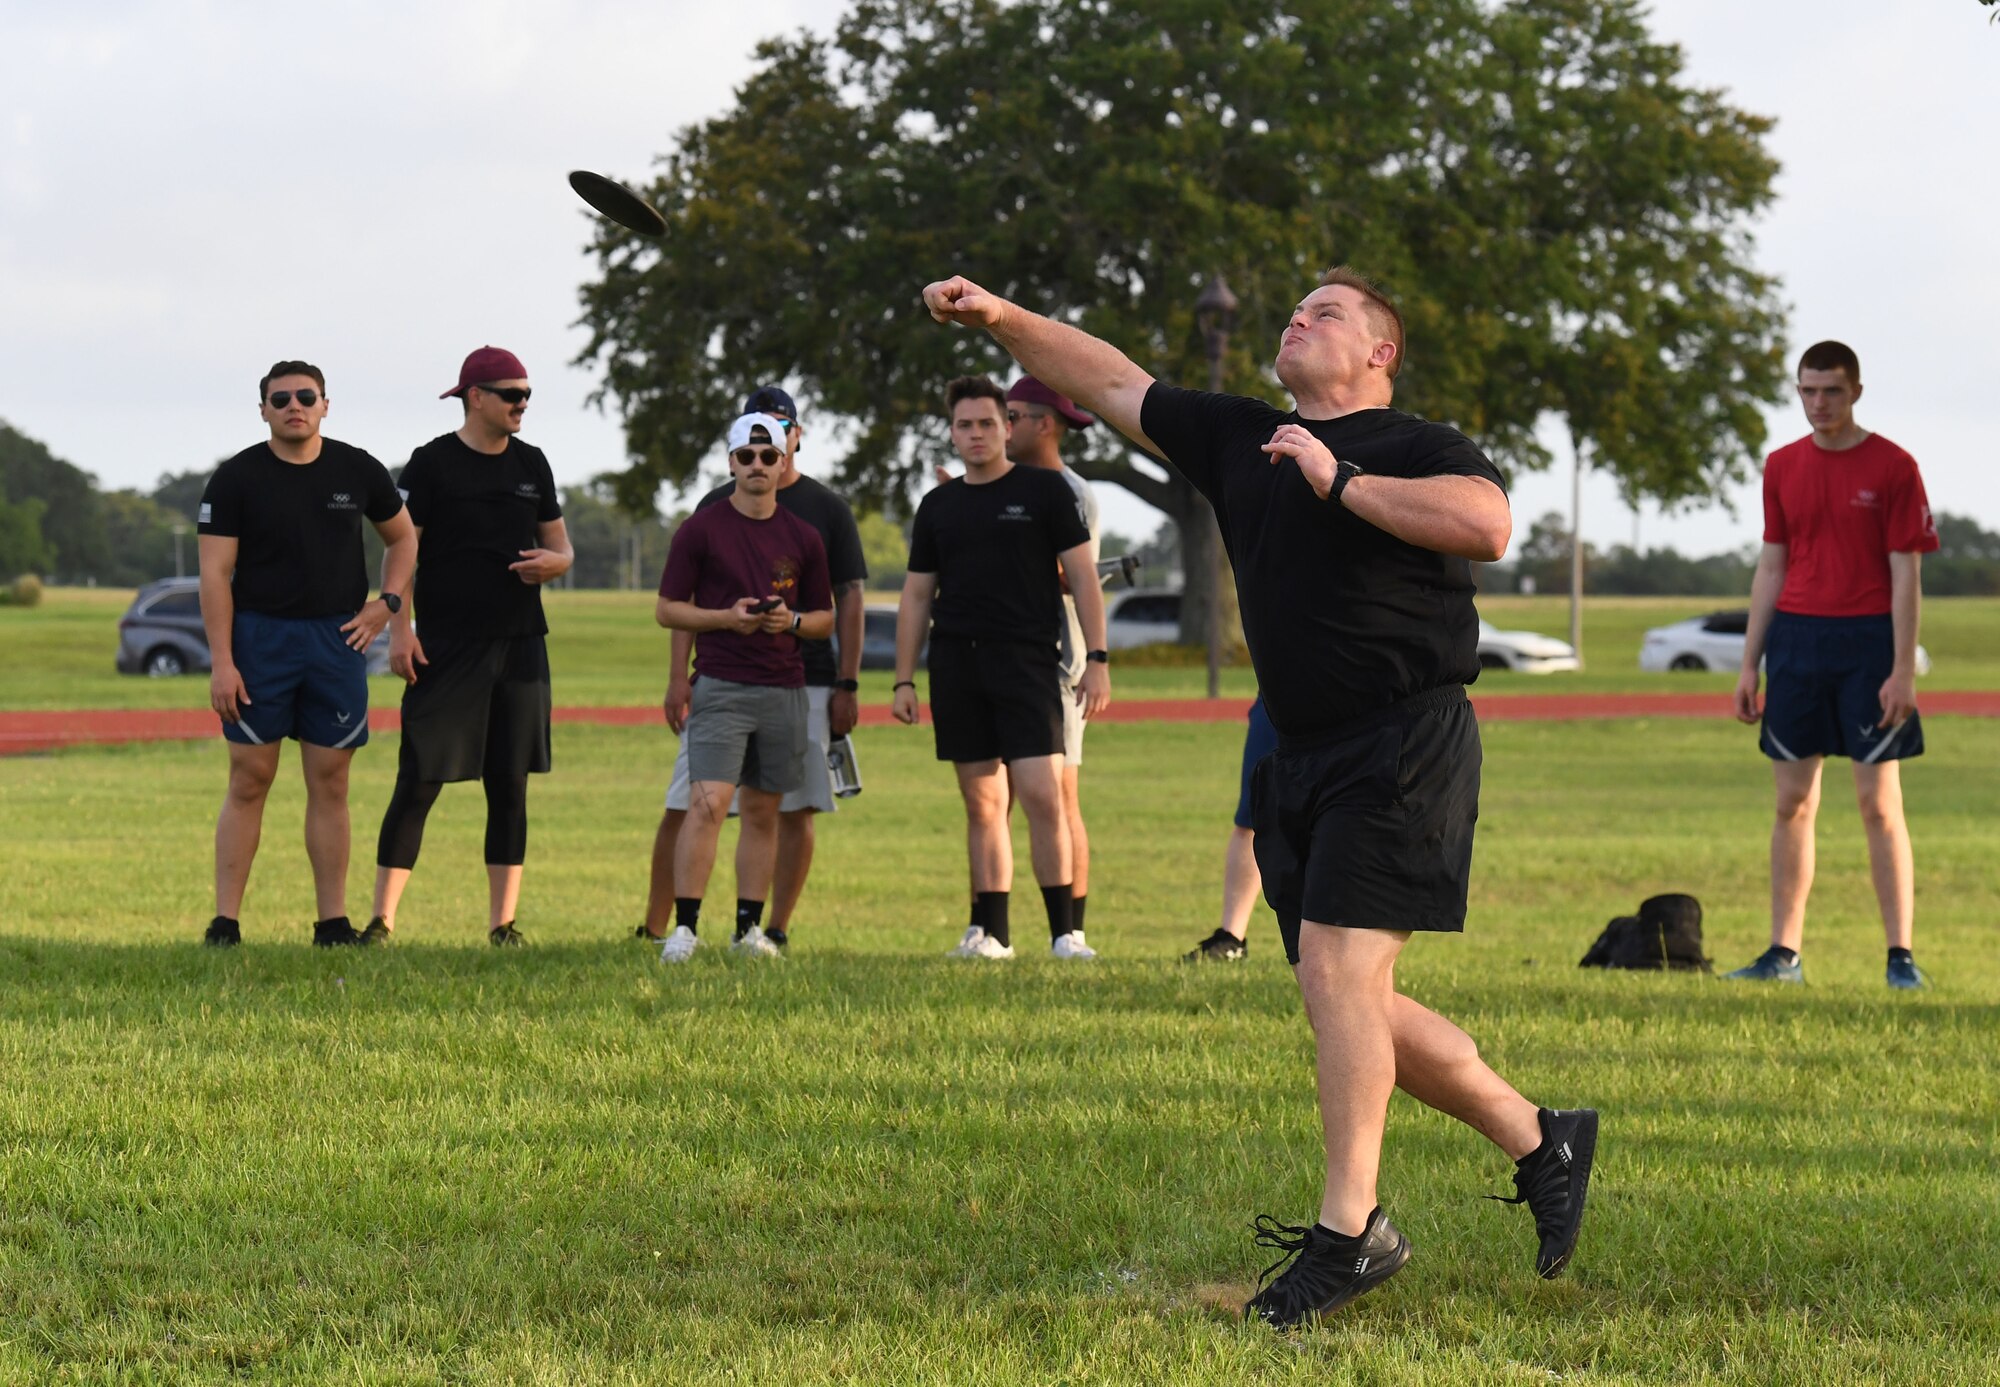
[1638,609,1931,674]
[117,577,391,677]
[1476,619,1580,674]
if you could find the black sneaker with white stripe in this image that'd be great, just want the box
[1242,1207,1410,1328]
[1183,928,1247,962]
[1489,1106,1598,1278]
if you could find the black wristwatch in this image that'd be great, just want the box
[1086,649,1109,664]
[1329,460,1364,507]
[378,592,403,615]
[833,678,860,693]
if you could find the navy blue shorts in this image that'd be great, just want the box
[1761,612,1924,765]
[223,611,371,750]
[1233,694,1278,829]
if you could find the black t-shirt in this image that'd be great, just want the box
[398,433,563,639]
[906,464,1091,645]
[698,473,866,685]
[1139,384,1507,737]
[197,439,404,618]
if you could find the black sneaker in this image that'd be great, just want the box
[489,923,526,947]
[312,917,361,948]
[203,916,241,948]
[635,924,667,941]
[359,917,392,946]
[1183,928,1247,963]
[764,925,789,950]
[1242,1208,1410,1329]
[1488,1107,1599,1278]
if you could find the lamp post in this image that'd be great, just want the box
[1194,274,1238,699]
[172,522,187,578]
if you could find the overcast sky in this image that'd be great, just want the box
[3,1,1992,558]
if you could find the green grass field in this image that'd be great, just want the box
[3,714,1997,1383]
[8,588,1997,711]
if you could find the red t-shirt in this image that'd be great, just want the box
[657,500,832,687]
[1762,432,1937,617]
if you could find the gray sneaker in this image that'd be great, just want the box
[1722,947,1802,983]
[1886,956,1927,989]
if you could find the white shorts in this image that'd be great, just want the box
[666,683,835,815]
[1061,676,1085,767]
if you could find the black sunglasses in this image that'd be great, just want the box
[266,389,320,409]
[476,385,532,404]
[732,448,784,467]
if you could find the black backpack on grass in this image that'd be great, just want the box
[1579,894,1710,973]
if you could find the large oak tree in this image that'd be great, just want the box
[577,0,1786,644]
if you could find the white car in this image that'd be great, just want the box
[1476,619,1580,674]
[1638,609,1932,674]
[1104,588,1184,649]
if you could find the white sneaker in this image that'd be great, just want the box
[1050,930,1097,960]
[949,925,1014,960]
[658,925,699,964]
[731,925,783,959]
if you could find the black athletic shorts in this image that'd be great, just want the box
[926,635,1065,764]
[397,633,553,783]
[1251,685,1480,964]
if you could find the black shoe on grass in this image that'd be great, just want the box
[635,924,667,942]
[1242,1207,1410,1329]
[1489,1107,1599,1278]
[489,922,525,947]
[764,925,789,950]
[312,916,361,948]
[359,917,392,946]
[1183,928,1247,962]
[204,916,241,948]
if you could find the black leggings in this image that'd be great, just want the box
[377,761,529,868]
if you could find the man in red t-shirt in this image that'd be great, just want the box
[1730,340,1939,989]
[650,412,835,963]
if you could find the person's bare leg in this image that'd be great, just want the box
[769,809,816,931]
[734,788,783,906]
[299,743,355,921]
[1295,923,1405,1233]
[1219,825,1261,939]
[673,783,736,904]
[642,809,687,937]
[1853,761,1914,951]
[1388,993,1543,1158]
[1007,754,1072,887]
[487,864,523,931]
[372,866,411,928]
[1770,758,1823,953]
[216,742,281,918]
[954,761,1012,894]
[1062,763,1089,899]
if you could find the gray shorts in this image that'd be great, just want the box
[677,677,808,796]
[1061,676,1085,767]
[667,682,828,810]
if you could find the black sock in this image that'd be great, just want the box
[735,899,765,939]
[675,897,702,935]
[1041,884,1075,942]
[316,915,350,928]
[213,915,238,927]
[1888,947,1913,965]
[976,891,1010,948]
[1071,895,1087,935]
[1313,1206,1379,1247]
[967,896,979,928]
[1772,945,1799,965]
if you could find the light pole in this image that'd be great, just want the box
[172,522,187,578]
[1195,274,1238,699]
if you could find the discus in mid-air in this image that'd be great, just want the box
[567,170,666,237]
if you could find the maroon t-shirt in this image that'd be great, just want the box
[657,500,833,687]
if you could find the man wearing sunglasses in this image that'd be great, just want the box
[365,347,573,947]
[650,412,836,963]
[642,387,867,951]
[196,359,415,947]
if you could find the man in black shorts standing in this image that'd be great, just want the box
[642,387,866,950]
[196,360,415,946]
[367,347,573,947]
[921,268,1597,1324]
[892,375,1109,960]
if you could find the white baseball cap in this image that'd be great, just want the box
[726,412,788,454]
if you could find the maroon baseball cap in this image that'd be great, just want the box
[1007,375,1094,428]
[440,346,529,399]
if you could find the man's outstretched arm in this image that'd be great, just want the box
[924,275,1162,459]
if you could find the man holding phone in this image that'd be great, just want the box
[650,413,836,962]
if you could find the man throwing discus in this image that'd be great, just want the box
[920,267,1597,1327]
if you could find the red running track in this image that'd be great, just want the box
[5,690,1999,754]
